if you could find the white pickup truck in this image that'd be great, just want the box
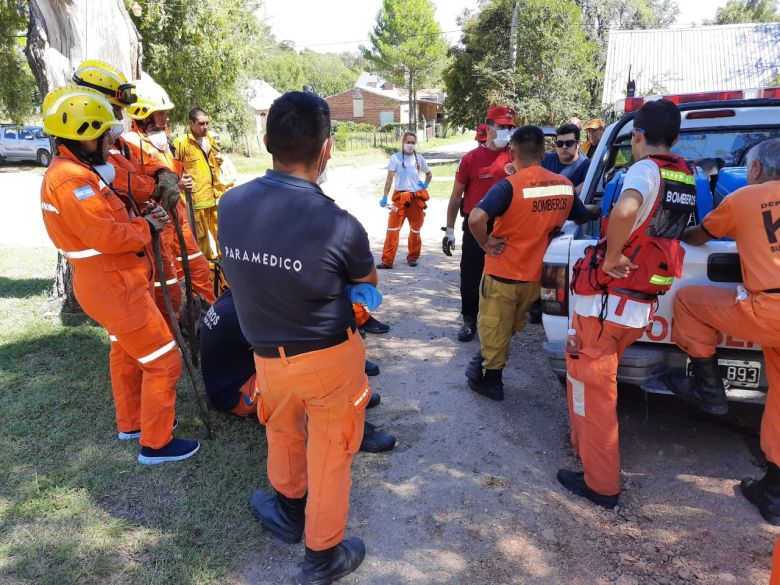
[541,95,780,403]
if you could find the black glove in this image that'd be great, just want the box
[154,171,181,211]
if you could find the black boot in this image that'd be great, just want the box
[248,488,305,544]
[367,391,381,409]
[468,368,504,401]
[364,360,380,377]
[360,421,396,453]
[457,315,477,342]
[300,537,366,585]
[557,469,619,510]
[740,462,780,525]
[465,352,483,382]
[527,299,542,324]
[663,356,728,415]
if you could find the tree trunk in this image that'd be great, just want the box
[408,69,417,133]
[25,0,142,315]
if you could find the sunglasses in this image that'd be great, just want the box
[555,139,577,148]
[631,127,646,138]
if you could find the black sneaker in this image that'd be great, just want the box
[120,417,177,441]
[457,316,477,342]
[365,360,380,377]
[367,392,381,409]
[557,469,619,510]
[376,263,392,269]
[361,316,390,334]
[360,422,396,453]
[138,437,199,464]
[407,259,418,267]
[301,537,366,585]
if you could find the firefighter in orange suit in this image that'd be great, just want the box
[561,99,693,508]
[220,92,371,582]
[123,79,216,306]
[665,138,780,526]
[71,61,184,326]
[466,126,597,401]
[39,86,199,464]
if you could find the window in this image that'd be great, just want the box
[353,98,364,118]
[4,128,17,139]
[379,111,394,125]
[18,129,31,140]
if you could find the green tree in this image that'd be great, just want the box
[0,1,38,123]
[711,0,779,23]
[253,48,359,96]
[362,0,448,131]
[444,0,595,127]
[126,0,269,141]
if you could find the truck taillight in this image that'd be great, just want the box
[540,263,568,316]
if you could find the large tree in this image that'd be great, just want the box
[711,0,779,23]
[253,47,360,96]
[26,0,143,313]
[362,0,448,132]
[444,0,595,128]
[126,0,268,141]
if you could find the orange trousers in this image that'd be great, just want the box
[353,303,370,328]
[171,200,216,305]
[565,314,644,496]
[253,329,369,551]
[73,262,181,450]
[771,538,780,585]
[380,203,424,267]
[228,374,257,417]
[672,286,780,466]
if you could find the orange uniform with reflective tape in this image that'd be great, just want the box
[40,145,180,449]
[108,137,182,323]
[124,127,216,304]
[380,189,427,267]
[672,180,780,467]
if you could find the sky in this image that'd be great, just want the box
[259,0,731,54]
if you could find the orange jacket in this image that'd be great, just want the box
[124,125,183,178]
[40,145,151,273]
[108,136,159,206]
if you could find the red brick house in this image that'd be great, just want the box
[325,73,443,129]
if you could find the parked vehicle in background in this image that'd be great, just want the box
[541,91,780,405]
[0,125,52,166]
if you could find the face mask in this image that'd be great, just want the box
[316,170,328,185]
[493,129,512,148]
[403,143,415,154]
[93,162,116,185]
[108,123,124,142]
[148,130,169,151]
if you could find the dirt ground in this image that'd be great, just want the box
[3,144,778,584]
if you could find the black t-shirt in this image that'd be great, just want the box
[199,290,254,410]
[218,170,374,348]
[476,177,589,221]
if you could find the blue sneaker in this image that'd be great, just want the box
[138,438,200,464]
[119,417,177,441]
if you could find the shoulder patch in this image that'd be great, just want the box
[73,185,96,200]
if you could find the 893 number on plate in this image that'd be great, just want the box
[687,358,761,389]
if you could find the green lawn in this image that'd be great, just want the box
[0,247,268,585]
[427,162,459,199]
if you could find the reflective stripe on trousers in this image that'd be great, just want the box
[59,248,102,259]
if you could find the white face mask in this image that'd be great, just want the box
[93,162,116,185]
[403,143,416,154]
[493,129,512,148]
[108,123,124,142]
[148,130,169,151]
[316,170,328,185]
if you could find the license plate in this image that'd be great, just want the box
[687,358,762,389]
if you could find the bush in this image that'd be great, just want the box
[331,120,375,133]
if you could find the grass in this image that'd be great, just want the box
[0,246,268,585]
[427,162,459,199]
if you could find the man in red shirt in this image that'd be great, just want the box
[443,105,515,341]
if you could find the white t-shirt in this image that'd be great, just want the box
[199,136,210,154]
[388,152,430,192]
[574,159,661,328]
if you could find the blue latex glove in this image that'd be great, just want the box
[379,195,388,207]
[345,283,383,312]
[417,180,429,190]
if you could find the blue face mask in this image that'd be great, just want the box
[93,163,116,185]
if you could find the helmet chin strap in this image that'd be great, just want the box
[63,135,107,166]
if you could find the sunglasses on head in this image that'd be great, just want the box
[555,139,577,148]
[631,127,646,138]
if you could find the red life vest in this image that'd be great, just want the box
[571,154,696,304]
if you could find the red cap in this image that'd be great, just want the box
[486,105,516,126]
[475,123,488,141]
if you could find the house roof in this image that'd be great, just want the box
[246,79,281,112]
[602,23,780,105]
[331,72,444,105]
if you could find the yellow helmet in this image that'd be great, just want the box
[72,59,137,106]
[42,86,122,141]
[125,79,174,120]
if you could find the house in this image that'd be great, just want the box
[325,72,444,132]
[602,23,780,105]
[245,79,282,130]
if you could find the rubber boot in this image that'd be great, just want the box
[300,537,366,585]
[740,462,780,526]
[359,421,396,453]
[467,368,504,401]
[248,488,306,544]
[458,315,477,342]
[663,356,728,415]
[557,469,619,510]
[465,352,483,382]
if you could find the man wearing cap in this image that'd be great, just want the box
[583,119,605,159]
[542,123,591,195]
[443,105,516,342]
[475,123,488,145]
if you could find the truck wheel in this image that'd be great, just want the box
[37,149,51,167]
